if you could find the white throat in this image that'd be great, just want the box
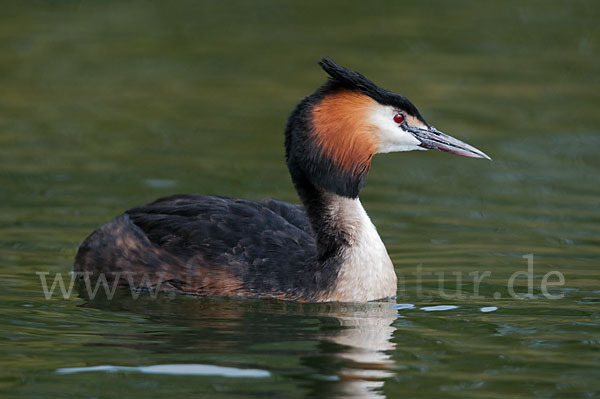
[321,194,397,302]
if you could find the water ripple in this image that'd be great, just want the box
[56,364,271,378]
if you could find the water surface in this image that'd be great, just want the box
[1,1,599,398]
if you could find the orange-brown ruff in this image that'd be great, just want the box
[311,90,378,176]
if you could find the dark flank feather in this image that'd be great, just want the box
[75,195,325,300]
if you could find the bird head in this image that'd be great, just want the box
[284,57,490,199]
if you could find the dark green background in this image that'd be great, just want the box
[1,1,598,398]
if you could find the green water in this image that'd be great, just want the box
[1,1,599,398]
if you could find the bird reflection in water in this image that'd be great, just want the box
[78,291,399,398]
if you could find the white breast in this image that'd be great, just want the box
[322,195,397,302]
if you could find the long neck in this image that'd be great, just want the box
[292,172,397,302]
[284,92,396,301]
[292,173,350,261]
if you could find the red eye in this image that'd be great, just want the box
[393,113,405,124]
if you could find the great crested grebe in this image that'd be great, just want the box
[75,58,490,303]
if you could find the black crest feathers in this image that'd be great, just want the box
[318,57,424,121]
[318,57,382,95]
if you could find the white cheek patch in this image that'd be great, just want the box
[369,105,423,154]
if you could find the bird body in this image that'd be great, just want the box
[75,58,489,302]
